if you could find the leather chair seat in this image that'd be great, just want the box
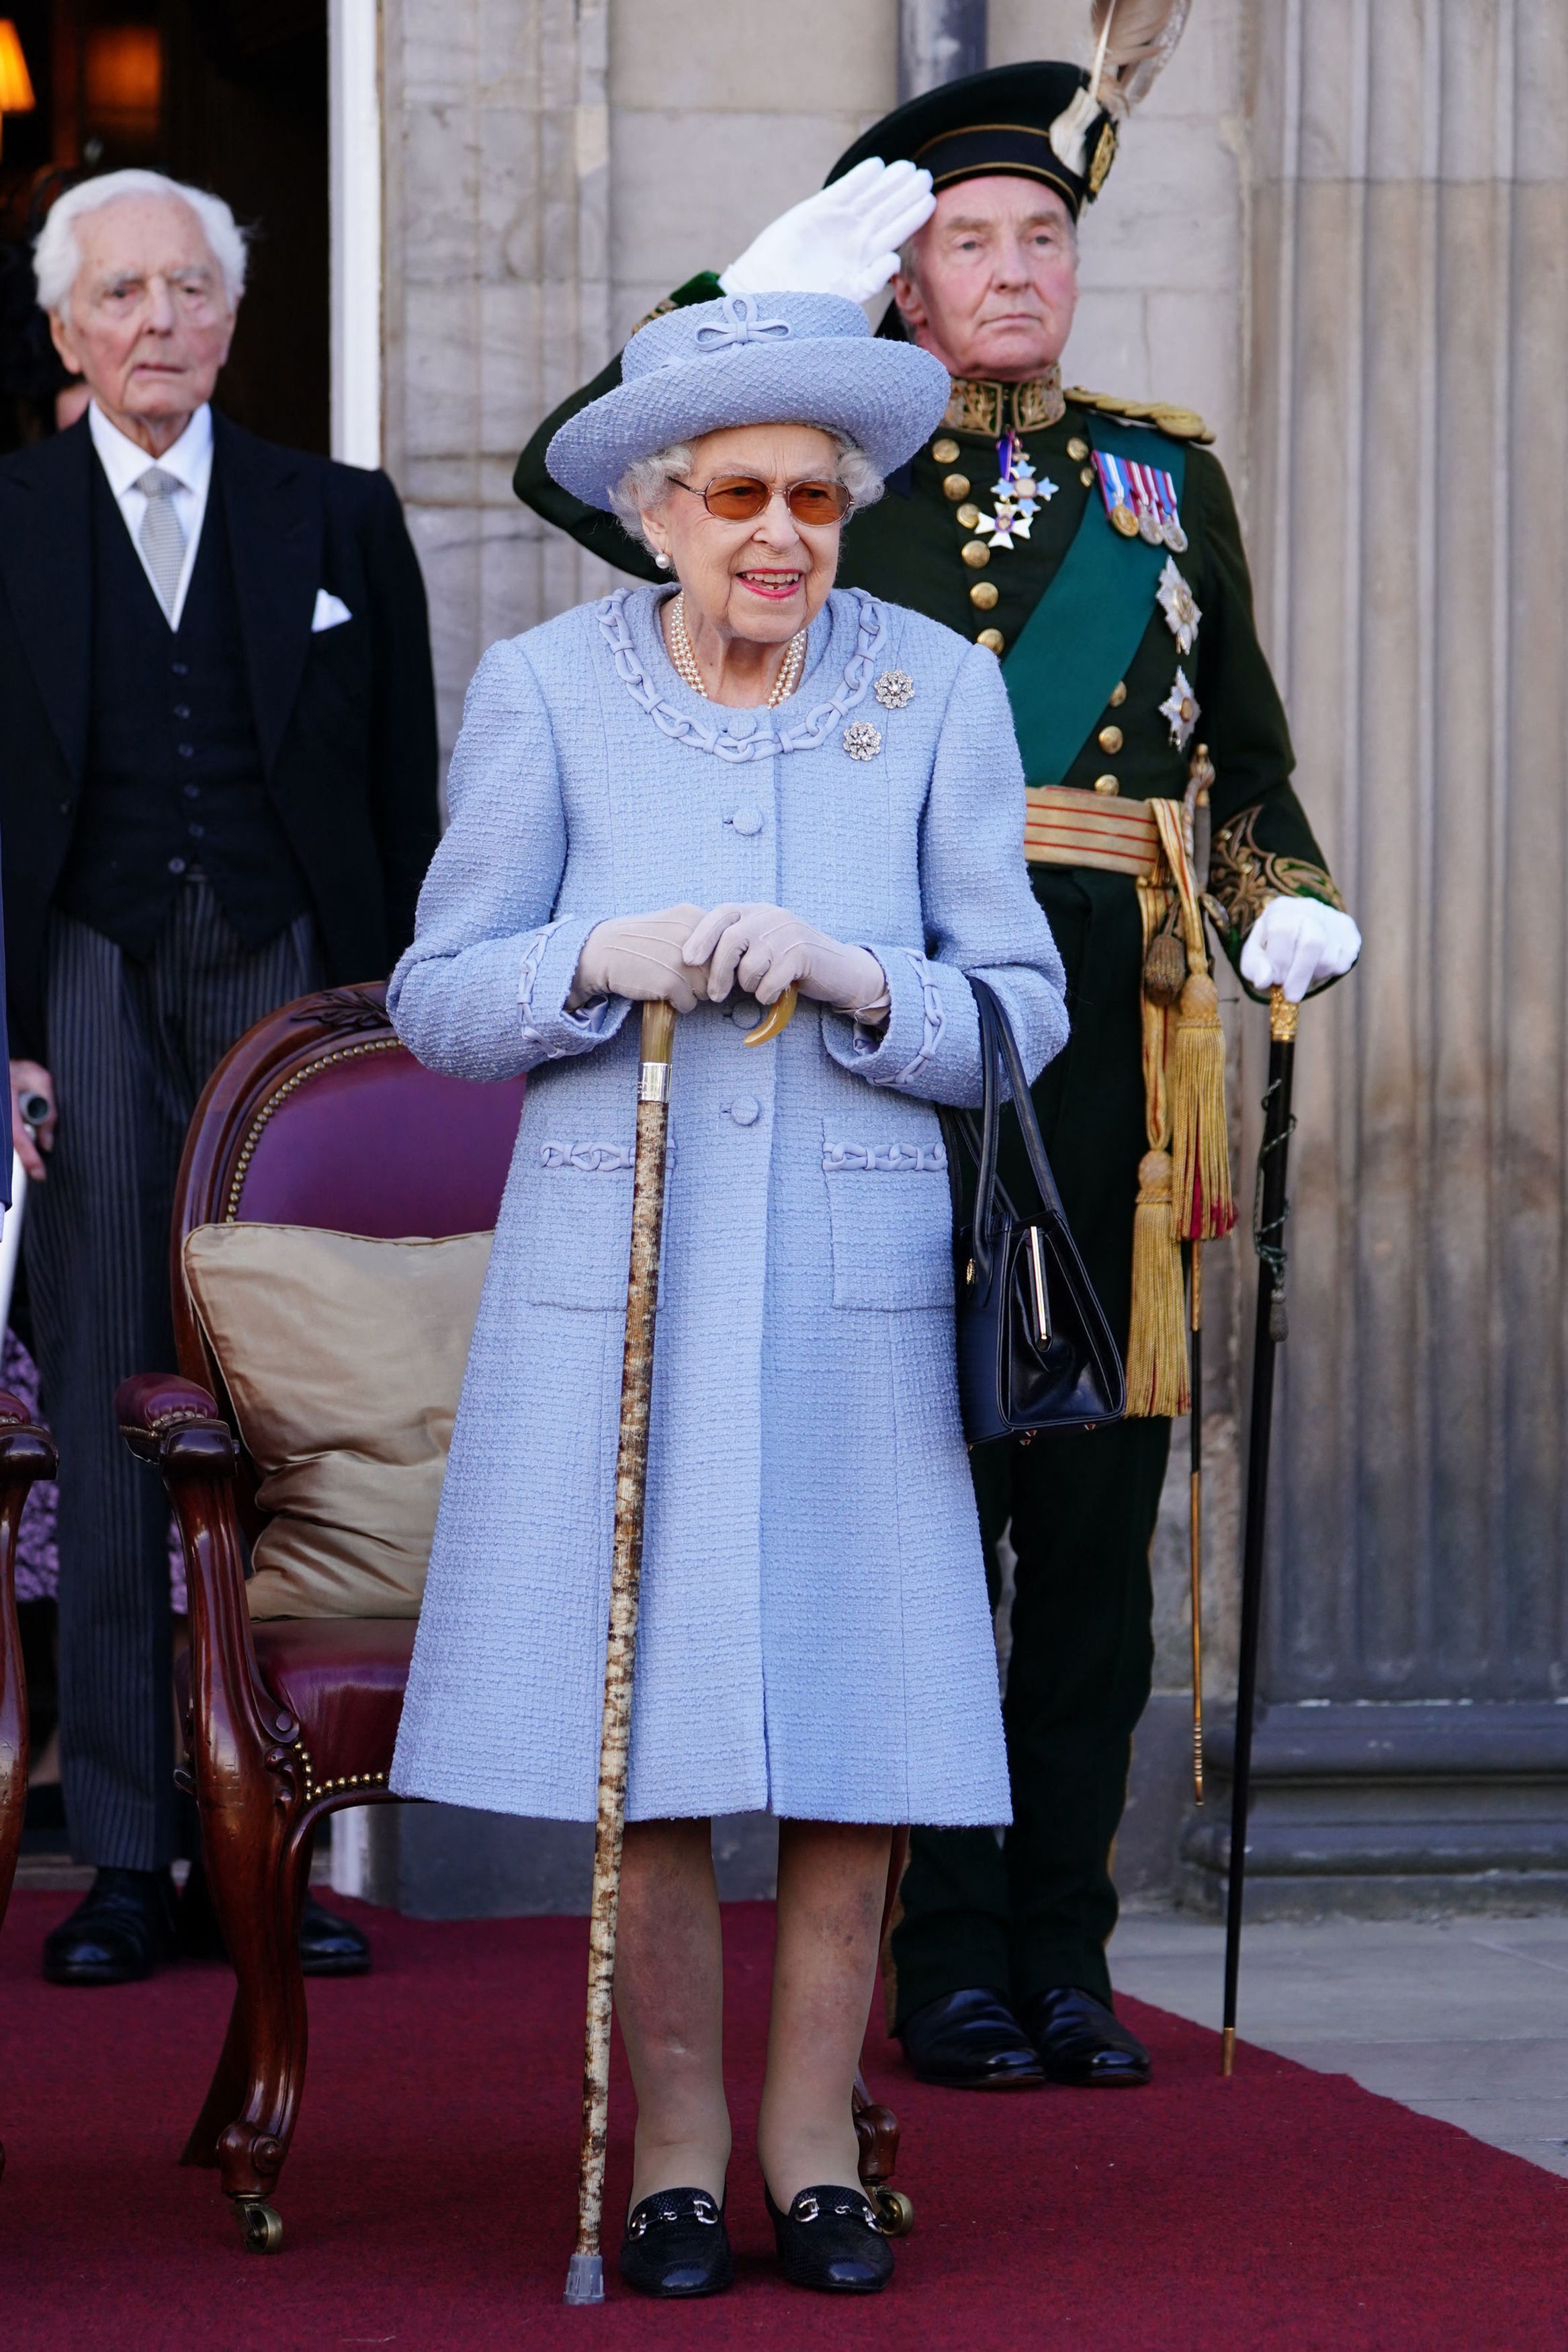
[177,1618,415,1792]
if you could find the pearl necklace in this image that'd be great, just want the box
[666,592,807,709]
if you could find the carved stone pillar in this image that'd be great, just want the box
[1184,0,1568,1915]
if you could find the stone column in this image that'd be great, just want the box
[899,0,987,101]
[1184,0,1568,1915]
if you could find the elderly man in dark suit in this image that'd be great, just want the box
[0,169,440,1984]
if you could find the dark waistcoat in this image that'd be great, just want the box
[53,456,310,958]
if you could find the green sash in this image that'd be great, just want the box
[1002,422,1186,786]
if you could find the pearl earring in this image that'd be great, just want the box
[655,551,672,570]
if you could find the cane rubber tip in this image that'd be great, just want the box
[1221,2025,1236,2078]
[564,2253,605,2305]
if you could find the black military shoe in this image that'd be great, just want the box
[1022,1985,1151,2087]
[299,1892,371,1976]
[898,1985,1046,2089]
[42,1866,179,1986]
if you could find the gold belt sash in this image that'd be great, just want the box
[1024,785,1161,879]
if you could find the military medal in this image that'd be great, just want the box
[1160,666,1199,751]
[1092,450,1142,538]
[1128,459,1165,545]
[974,431,1053,551]
[1156,467,1188,553]
[1156,555,1201,655]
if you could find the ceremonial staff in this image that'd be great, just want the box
[1220,983,1298,2078]
[565,984,795,2306]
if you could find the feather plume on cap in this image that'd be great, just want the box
[1049,0,1192,174]
[1089,0,1193,118]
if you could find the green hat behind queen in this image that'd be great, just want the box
[824,3,1192,220]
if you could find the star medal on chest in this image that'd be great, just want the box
[1160,666,1199,751]
[973,431,1056,551]
[1156,556,1201,655]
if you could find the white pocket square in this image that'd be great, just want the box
[312,589,352,631]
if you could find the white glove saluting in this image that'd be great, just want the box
[1239,896,1361,1004]
[683,903,889,1019]
[720,157,937,306]
[568,905,713,1015]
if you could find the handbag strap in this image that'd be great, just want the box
[967,978,1070,1281]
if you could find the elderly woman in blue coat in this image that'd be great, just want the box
[388,292,1067,2299]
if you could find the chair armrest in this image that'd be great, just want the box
[116,1374,231,1466]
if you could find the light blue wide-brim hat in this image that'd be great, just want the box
[546,291,953,513]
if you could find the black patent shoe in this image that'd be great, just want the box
[175,1865,372,1976]
[765,2182,894,2294]
[898,1985,1045,2090]
[618,2189,733,2298]
[1022,1985,1151,2087]
[42,1866,178,1986]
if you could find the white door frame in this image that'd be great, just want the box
[328,0,383,469]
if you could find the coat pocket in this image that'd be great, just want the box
[821,1126,955,1312]
[523,1138,635,1310]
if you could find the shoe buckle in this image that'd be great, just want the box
[693,2197,718,2226]
[795,2192,820,2223]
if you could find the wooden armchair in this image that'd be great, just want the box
[116,984,525,2251]
[0,1390,57,2189]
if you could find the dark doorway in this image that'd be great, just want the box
[0,0,329,454]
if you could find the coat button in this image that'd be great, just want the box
[727,1095,760,1126]
[167,856,187,874]
[729,804,763,836]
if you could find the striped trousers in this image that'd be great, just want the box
[26,880,321,1870]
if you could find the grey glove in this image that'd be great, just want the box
[567,905,713,1015]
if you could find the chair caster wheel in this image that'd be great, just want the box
[236,2198,284,2254]
[873,2186,914,2237]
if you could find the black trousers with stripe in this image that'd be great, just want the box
[26,879,320,1870]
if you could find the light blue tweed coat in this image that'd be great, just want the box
[388,583,1068,1825]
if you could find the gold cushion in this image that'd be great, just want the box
[182,1223,492,1620]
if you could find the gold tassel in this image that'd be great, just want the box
[1125,1147,1190,1418]
[1170,970,1236,1241]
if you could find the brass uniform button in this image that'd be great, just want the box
[969,579,1000,610]
[942,472,971,501]
[1080,466,1094,487]
[1093,775,1119,796]
[1097,724,1124,753]
[961,540,990,569]
[1067,435,1089,462]
[932,437,961,465]
[955,503,982,530]
[1109,680,1127,706]
[976,627,1005,654]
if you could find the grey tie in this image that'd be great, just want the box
[134,466,187,620]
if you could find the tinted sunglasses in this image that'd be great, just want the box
[674,474,852,526]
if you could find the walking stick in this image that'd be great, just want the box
[564,984,795,2306]
[1220,984,1298,2078]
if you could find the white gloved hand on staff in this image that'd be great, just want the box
[1239,896,1361,1004]
[719,157,937,306]
[683,902,889,1017]
[567,905,714,1015]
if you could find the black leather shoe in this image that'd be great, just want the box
[175,1865,372,1976]
[765,2182,894,2294]
[618,2189,733,2298]
[898,1985,1045,2089]
[1022,1985,1152,2087]
[42,1867,178,1986]
[299,1892,372,1977]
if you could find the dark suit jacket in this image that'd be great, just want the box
[0,409,440,1061]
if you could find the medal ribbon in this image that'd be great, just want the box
[1092,450,1131,517]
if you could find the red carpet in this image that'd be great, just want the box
[1,1890,1563,2349]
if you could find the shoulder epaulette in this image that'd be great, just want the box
[1065,387,1215,446]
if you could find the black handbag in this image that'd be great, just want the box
[941,976,1126,1446]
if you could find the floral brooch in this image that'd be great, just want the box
[873,669,914,709]
[842,720,883,761]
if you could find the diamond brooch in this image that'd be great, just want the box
[873,669,914,709]
[842,720,883,761]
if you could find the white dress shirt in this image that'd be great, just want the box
[87,401,214,630]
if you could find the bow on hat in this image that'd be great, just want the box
[691,294,793,353]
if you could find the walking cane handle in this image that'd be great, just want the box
[640,999,677,1064]
[742,982,799,1048]
[1268,985,1300,1044]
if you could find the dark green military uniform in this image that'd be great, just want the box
[513,96,1344,2025]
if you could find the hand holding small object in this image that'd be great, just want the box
[720,158,937,306]
[9,1060,57,1184]
[568,905,713,1015]
[1239,897,1360,1004]
[683,902,889,1017]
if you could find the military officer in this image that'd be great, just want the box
[513,55,1360,2093]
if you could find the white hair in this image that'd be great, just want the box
[609,432,884,546]
[33,170,249,315]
